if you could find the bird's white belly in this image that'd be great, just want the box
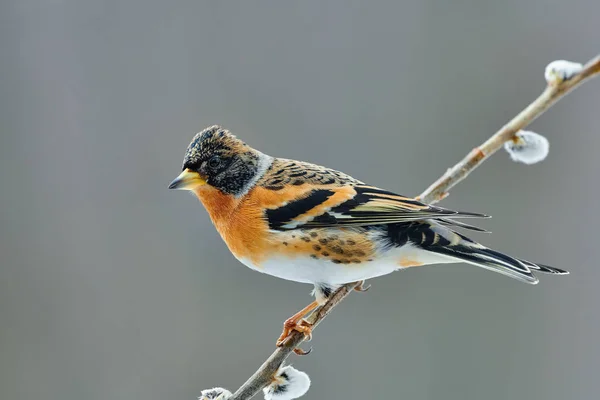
[234,244,453,285]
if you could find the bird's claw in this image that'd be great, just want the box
[354,280,371,292]
[293,346,312,356]
[276,318,314,347]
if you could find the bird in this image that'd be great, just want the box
[169,125,568,346]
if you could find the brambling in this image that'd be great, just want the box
[169,125,568,346]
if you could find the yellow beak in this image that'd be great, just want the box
[168,168,207,190]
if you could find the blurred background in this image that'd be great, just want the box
[1,1,598,399]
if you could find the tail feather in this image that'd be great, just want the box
[437,218,491,233]
[427,243,568,285]
[518,259,569,275]
[386,221,569,284]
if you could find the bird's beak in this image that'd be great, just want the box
[168,168,206,190]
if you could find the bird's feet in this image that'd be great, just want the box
[354,280,371,292]
[275,300,319,349]
[276,317,314,347]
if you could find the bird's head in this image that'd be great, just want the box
[169,125,271,196]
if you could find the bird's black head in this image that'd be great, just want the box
[169,125,271,196]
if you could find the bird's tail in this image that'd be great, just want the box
[426,237,569,284]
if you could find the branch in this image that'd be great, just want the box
[419,56,600,204]
[230,282,356,400]
[227,55,600,400]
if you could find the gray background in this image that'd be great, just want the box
[1,1,599,399]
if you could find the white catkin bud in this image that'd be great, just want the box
[199,387,232,400]
[544,60,583,85]
[263,365,311,400]
[504,130,549,165]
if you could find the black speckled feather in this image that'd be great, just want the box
[264,183,489,231]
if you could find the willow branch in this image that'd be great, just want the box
[228,55,600,400]
[230,282,356,400]
[419,55,600,204]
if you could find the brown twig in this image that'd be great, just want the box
[419,55,600,204]
[228,55,600,400]
[230,283,356,400]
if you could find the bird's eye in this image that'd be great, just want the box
[207,155,221,170]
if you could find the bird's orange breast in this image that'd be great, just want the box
[192,185,361,266]
[192,186,266,261]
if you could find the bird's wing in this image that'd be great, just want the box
[261,182,488,231]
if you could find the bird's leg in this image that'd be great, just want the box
[276,300,319,347]
[354,280,371,292]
